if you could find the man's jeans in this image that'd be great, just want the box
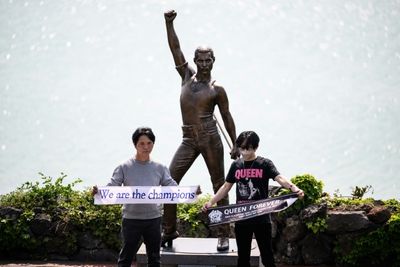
[118,217,161,267]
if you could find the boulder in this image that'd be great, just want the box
[30,213,52,236]
[367,206,391,224]
[300,203,328,222]
[326,210,374,234]
[282,215,307,242]
[274,238,302,265]
[0,206,22,220]
[301,233,334,265]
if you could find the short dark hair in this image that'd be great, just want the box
[132,127,155,146]
[194,46,215,61]
[235,131,260,150]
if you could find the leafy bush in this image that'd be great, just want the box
[0,210,36,253]
[335,211,400,267]
[305,216,328,234]
[384,198,400,213]
[278,173,324,215]
[0,172,81,211]
[326,196,375,209]
[64,189,122,250]
[351,185,373,199]
[0,173,122,256]
[2,172,399,266]
[0,173,211,255]
[291,174,324,207]
[177,194,211,237]
[0,173,212,254]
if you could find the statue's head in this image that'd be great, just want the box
[194,46,215,74]
[194,46,215,61]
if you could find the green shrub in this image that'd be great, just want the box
[291,174,324,207]
[3,172,398,266]
[0,173,211,253]
[64,189,122,250]
[305,216,328,234]
[326,196,375,209]
[335,211,400,267]
[177,194,211,237]
[278,173,324,216]
[384,198,400,213]
[351,185,373,199]
[0,173,122,255]
[0,210,36,253]
[0,172,81,211]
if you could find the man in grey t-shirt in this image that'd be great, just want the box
[93,127,177,267]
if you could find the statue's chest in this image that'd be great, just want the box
[181,82,216,105]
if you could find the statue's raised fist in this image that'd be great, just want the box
[164,10,177,22]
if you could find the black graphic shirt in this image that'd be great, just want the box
[226,156,280,224]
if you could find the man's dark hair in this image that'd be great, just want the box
[235,131,260,150]
[132,127,155,146]
[194,46,215,61]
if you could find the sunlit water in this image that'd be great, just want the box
[1,0,399,201]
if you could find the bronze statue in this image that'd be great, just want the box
[162,10,240,251]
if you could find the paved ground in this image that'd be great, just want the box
[0,262,335,267]
[0,264,93,267]
[0,263,114,267]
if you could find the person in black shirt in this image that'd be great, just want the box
[203,131,304,267]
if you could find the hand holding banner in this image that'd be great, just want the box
[94,186,199,205]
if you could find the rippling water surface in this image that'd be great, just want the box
[1,1,399,200]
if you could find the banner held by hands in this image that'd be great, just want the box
[94,186,199,205]
[207,193,299,226]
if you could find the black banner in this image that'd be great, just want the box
[207,193,298,226]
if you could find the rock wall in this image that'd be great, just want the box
[271,202,391,265]
[0,206,118,262]
[0,202,392,266]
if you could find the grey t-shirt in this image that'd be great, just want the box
[107,158,177,219]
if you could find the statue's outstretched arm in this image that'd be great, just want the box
[164,10,186,69]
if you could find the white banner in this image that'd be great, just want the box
[94,186,198,205]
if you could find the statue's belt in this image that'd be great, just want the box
[181,120,217,132]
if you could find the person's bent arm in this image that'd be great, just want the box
[164,10,186,72]
[275,174,305,199]
[202,182,234,212]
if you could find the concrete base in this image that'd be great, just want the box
[136,238,260,267]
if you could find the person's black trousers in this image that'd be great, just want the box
[234,222,276,267]
[118,217,161,267]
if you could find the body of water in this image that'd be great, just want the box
[1,0,399,201]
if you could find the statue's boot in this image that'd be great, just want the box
[161,230,179,248]
[217,237,229,251]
